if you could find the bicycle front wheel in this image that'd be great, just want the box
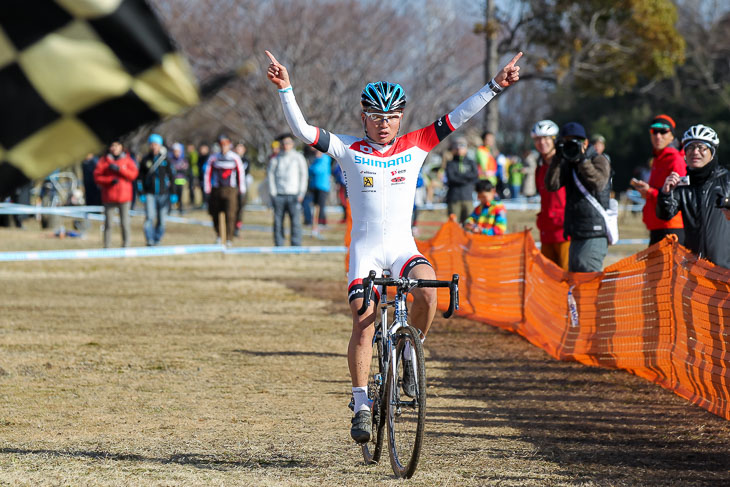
[385,325,426,478]
[362,331,385,464]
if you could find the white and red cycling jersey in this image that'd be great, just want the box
[277,83,501,296]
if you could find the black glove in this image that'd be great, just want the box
[110,178,119,186]
[108,163,120,172]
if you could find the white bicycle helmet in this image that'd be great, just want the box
[682,124,719,155]
[531,120,559,138]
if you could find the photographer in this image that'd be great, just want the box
[545,122,612,272]
[657,124,730,269]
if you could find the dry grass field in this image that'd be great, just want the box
[1,207,729,486]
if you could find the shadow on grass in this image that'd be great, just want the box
[426,344,730,486]
[0,447,309,471]
[233,348,345,359]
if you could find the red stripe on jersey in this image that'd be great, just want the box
[310,127,321,147]
[445,114,455,131]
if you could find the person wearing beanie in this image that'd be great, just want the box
[137,133,173,246]
[545,122,613,272]
[658,124,730,268]
[630,114,686,246]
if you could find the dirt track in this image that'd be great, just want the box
[1,221,729,486]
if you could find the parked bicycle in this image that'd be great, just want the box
[354,269,459,478]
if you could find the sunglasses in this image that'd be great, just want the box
[684,142,710,154]
[650,128,671,135]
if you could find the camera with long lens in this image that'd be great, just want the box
[556,138,584,163]
[716,194,730,209]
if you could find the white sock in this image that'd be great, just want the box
[352,386,370,413]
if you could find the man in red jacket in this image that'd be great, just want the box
[531,120,569,270]
[94,140,139,248]
[630,114,686,246]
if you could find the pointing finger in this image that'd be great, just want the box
[506,51,523,68]
[265,50,279,66]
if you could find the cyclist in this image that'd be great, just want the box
[266,49,522,443]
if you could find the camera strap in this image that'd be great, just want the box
[572,169,619,245]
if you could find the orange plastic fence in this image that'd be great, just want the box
[414,220,730,421]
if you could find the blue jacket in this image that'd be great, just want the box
[309,154,332,192]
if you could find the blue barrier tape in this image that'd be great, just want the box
[0,244,347,262]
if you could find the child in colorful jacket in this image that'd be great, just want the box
[464,179,507,235]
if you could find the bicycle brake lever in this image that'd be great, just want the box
[357,270,377,316]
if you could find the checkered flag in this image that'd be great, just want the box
[0,0,200,199]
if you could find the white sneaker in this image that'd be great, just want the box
[226,240,233,246]
[215,237,222,244]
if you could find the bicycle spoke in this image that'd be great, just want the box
[386,326,426,478]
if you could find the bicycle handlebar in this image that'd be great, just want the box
[357,270,460,319]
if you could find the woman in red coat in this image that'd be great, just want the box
[93,141,139,248]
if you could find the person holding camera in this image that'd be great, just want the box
[545,122,612,272]
[657,124,730,269]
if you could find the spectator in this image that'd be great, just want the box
[591,134,607,155]
[507,156,524,198]
[630,114,686,246]
[464,180,507,235]
[308,149,332,237]
[204,134,246,245]
[137,133,173,246]
[169,142,190,214]
[546,122,612,273]
[267,134,308,246]
[476,131,498,185]
[521,149,539,198]
[81,153,102,206]
[186,143,199,205]
[234,142,251,237]
[658,124,730,268]
[531,120,570,270]
[94,140,138,248]
[197,144,210,209]
[445,136,479,223]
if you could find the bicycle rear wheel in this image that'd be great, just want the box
[362,331,386,464]
[385,325,426,478]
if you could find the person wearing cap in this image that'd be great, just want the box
[267,134,308,246]
[630,115,686,246]
[545,122,612,272]
[93,140,138,248]
[445,136,479,224]
[590,134,606,155]
[137,133,173,246]
[658,124,730,268]
[204,134,246,245]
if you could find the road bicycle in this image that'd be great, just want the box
[355,269,459,478]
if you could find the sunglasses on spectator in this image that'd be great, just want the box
[364,112,402,124]
[650,128,671,135]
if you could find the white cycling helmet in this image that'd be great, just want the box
[682,124,719,156]
[531,120,559,138]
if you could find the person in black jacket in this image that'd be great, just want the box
[137,133,173,246]
[545,122,612,272]
[657,124,730,269]
[445,136,479,223]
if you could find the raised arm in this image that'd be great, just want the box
[265,50,319,146]
[447,52,523,131]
